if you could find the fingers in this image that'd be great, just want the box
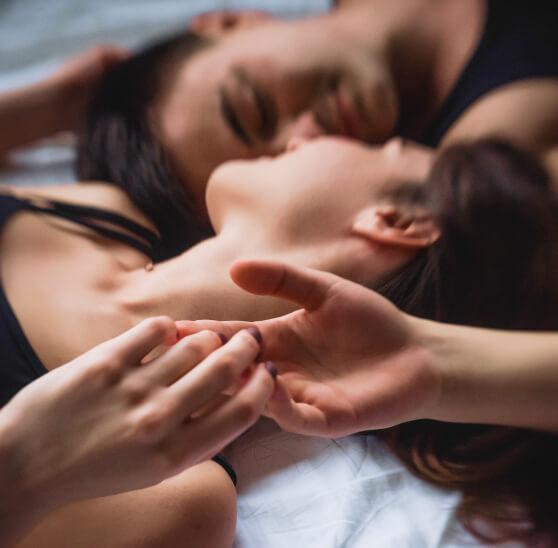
[190,10,270,37]
[230,260,336,311]
[265,377,330,436]
[171,363,276,466]
[92,45,131,66]
[175,319,252,341]
[177,313,307,364]
[166,329,262,426]
[142,330,224,386]
[100,317,178,366]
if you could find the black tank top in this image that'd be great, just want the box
[0,192,238,484]
[0,192,162,406]
[419,0,558,146]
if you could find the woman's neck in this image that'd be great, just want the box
[118,222,388,324]
[119,226,294,323]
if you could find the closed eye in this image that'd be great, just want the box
[219,86,254,147]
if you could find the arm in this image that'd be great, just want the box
[0,318,273,547]
[179,261,558,436]
[0,46,128,156]
[443,79,558,172]
[422,320,558,431]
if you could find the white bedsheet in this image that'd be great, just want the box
[0,2,515,546]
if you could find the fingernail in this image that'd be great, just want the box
[218,332,228,345]
[264,361,277,380]
[246,326,262,345]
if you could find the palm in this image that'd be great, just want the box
[262,277,435,436]
[180,261,438,437]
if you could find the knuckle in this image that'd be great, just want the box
[181,340,204,360]
[96,359,123,387]
[233,397,260,425]
[142,316,174,339]
[129,405,166,442]
[83,351,123,386]
[122,378,151,405]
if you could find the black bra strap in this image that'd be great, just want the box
[24,197,162,262]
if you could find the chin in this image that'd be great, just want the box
[208,158,249,186]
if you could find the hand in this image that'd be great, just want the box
[0,318,273,517]
[0,46,129,154]
[190,10,271,38]
[45,45,130,130]
[178,261,441,437]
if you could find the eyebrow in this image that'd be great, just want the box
[219,86,254,147]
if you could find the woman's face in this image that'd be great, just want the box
[206,137,434,245]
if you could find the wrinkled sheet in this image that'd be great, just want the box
[0,2,516,546]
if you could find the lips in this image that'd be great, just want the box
[313,87,363,140]
[334,91,363,139]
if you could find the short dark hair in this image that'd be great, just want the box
[77,32,211,260]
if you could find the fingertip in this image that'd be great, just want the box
[175,320,200,340]
[250,362,276,397]
[140,316,177,345]
[246,326,262,345]
[264,361,277,380]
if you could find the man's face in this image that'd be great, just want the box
[152,10,399,211]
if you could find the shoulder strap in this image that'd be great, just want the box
[25,197,163,261]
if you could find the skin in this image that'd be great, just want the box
[5,136,434,369]
[0,47,129,157]
[181,261,558,437]
[153,0,558,209]
[3,23,557,543]
[0,320,273,547]
[0,136,433,546]
[153,0,482,209]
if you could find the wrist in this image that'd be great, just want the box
[410,316,483,424]
[34,78,79,133]
[411,319,558,431]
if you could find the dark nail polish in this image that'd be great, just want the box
[246,326,262,345]
[218,332,228,345]
[264,361,278,379]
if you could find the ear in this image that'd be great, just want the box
[351,205,441,249]
[189,10,273,38]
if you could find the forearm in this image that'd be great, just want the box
[416,319,558,432]
[0,411,54,547]
[0,80,73,156]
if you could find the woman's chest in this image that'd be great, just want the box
[0,213,142,369]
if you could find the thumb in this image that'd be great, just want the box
[230,260,337,312]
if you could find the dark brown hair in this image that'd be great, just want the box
[76,32,212,260]
[377,140,558,544]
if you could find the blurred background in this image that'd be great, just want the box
[0,0,331,91]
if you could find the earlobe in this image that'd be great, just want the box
[189,10,273,38]
[351,206,441,249]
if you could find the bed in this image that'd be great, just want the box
[0,1,519,546]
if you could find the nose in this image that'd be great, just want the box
[277,111,328,152]
[382,137,405,159]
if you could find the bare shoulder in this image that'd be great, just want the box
[8,181,158,233]
[443,79,558,154]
